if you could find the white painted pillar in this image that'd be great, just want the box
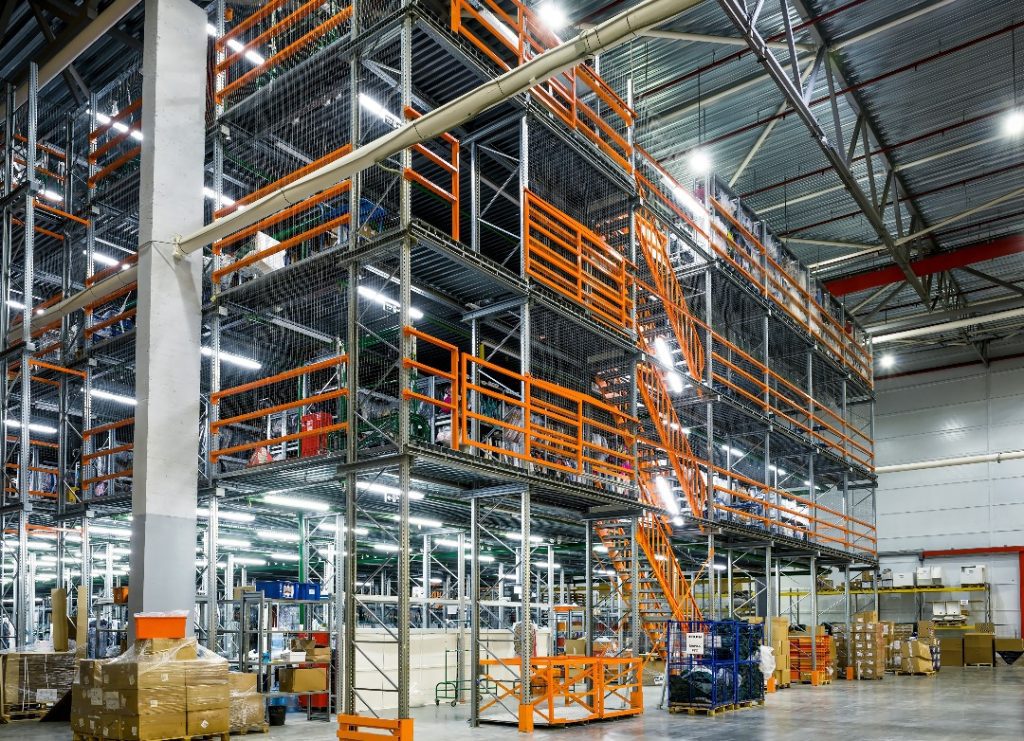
[127,0,206,635]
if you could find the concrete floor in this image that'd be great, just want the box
[5,667,1022,739]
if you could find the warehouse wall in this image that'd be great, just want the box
[875,354,1024,636]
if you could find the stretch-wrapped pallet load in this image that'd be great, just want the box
[228,672,266,732]
[769,617,790,688]
[70,636,229,740]
[1,648,77,717]
[900,639,936,675]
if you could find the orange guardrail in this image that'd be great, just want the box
[524,190,632,332]
[479,656,641,731]
[634,148,872,388]
[403,327,459,450]
[404,106,460,242]
[82,417,135,494]
[337,714,412,741]
[214,5,354,104]
[210,355,347,462]
[450,0,634,172]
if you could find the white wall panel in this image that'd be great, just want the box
[875,356,1024,635]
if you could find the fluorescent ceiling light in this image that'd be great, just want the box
[593,545,609,553]
[40,189,62,202]
[201,346,262,370]
[203,187,236,207]
[533,561,561,569]
[318,523,370,536]
[356,285,424,320]
[6,299,25,310]
[358,93,401,127]
[1002,109,1024,137]
[713,563,727,571]
[390,515,443,528]
[878,353,895,369]
[196,508,255,523]
[270,553,301,562]
[503,532,544,543]
[536,4,568,31]
[430,577,442,585]
[653,336,674,369]
[355,481,425,500]
[665,371,684,394]
[689,149,712,175]
[595,568,616,576]
[469,554,495,563]
[655,475,680,516]
[373,543,400,553]
[219,537,251,549]
[27,541,55,551]
[263,494,330,512]
[91,389,137,406]
[436,539,463,549]
[257,530,300,543]
[5,420,58,435]
[672,516,684,526]
[85,251,122,267]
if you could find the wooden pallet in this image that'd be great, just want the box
[668,699,764,717]
[73,733,229,741]
[896,670,936,676]
[1,705,50,722]
[231,723,270,736]
[965,663,994,668]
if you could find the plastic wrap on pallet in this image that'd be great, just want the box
[228,671,266,732]
[70,636,230,739]
[1,645,77,713]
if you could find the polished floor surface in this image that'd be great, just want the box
[5,666,1021,739]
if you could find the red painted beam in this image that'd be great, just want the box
[921,546,1024,558]
[824,234,1024,296]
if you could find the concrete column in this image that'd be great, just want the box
[128,0,206,634]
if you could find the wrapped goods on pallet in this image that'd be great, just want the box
[1,648,77,718]
[769,617,790,688]
[850,621,885,679]
[666,620,765,711]
[900,639,936,675]
[71,633,229,740]
[228,672,266,733]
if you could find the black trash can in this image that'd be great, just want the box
[268,705,286,726]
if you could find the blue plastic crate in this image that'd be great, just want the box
[255,580,299,600]
[298,582,321,601]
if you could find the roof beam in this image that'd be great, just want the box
[824,235,1024,296]
[716,0,930,303]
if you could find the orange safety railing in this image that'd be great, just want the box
[210,355,348,462]
[635,211,705,384]
[337,714,412,741]
[479,656,641,730]
[524,190,632,332]
[87,100,142,188]
[458,351,635,489]
[214,4,354,104]
[402,327,459,450]
[450,0,634,172]
[404,106,460,242]
[635,148,872,387]
[82,417,134,494]
[83,281,136,344]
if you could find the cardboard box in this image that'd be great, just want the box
[185,661,228,687]
[278,667,326,693]
[900,640,933,662]
[102,660,186,690]
[2,651,77,709]
[975,622,996,634]
[230,693,265,732]
[187,708,230,736]
[136,638,198,660]
[119,712,188,741]
[103,688,185,715]
[228,672,258,693]
[854,611,879,623]
[563,638,587,656]
[995,637,1024,652]
[186,683,230,711]
[77,658,106,688]
[963,633,995,665]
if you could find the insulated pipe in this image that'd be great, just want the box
[872,306,1024,344]
[876,449,1024,474]
[24,0,705,338]
[0,0,142,120]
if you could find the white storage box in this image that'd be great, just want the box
[932,603,948,617]
[892,571,915,588]
[915,567,932,586]
[929,566,943,585]
[960,565,986,585]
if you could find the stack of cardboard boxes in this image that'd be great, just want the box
[0,650,76,715]
[71,638,231,740]
[769,616,790,688]
[899,640,935,674]
[850,612,885,680]
[228,672,265,733]
[963,632,995,666]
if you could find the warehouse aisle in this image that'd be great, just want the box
[1,667,1021,740]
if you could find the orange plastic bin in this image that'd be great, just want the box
[134,612,187,639]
